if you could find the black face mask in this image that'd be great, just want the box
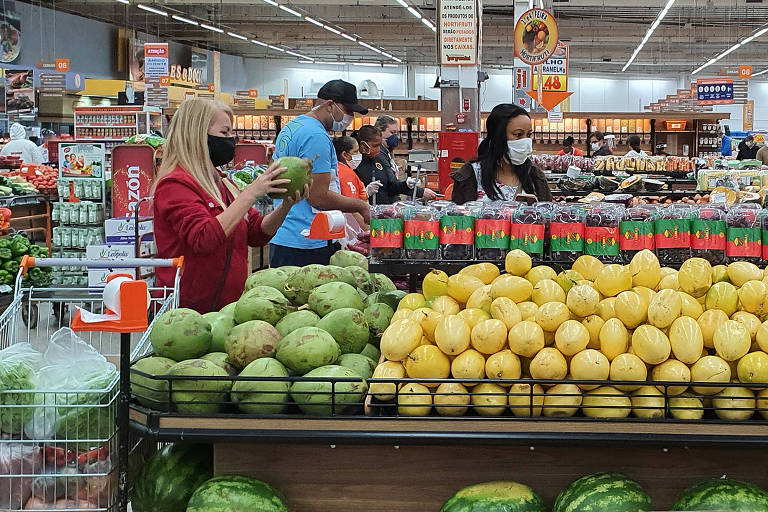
[207,134,236,167]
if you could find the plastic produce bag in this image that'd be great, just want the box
[0,443,43,509]
[26,328,118,443]
[0,344,44,435]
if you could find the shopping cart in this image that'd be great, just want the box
[0,257,181,512]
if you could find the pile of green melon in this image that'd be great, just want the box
[130,250,403,416]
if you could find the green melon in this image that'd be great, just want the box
[186,475,289,512]
[168,359,231,414]
[234,286,290,325]
[553,473,651,512]
[244,268,290,293]
[275,326,340,374]
[231,358,290,415]
[440,481,546,512]
[275,310,320,337]
[209,313,236,352]
[283,264,346,306]
[289,365,367,415]
[130,356,175,411]
[371,273,396,292]
[269,156,312,200]
[315,308,369,354]
[338,353,376,380]
[360,343,381,362]
[131,443,212,512]
[150,308,212,360]
[200,352,238,375]
[308,281,364,316]
[671,478,768,511]
[330,249,369,270]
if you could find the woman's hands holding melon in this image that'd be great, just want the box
[280,183,310,210]
[246,161,290,200]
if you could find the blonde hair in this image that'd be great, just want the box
[156,98,233,207]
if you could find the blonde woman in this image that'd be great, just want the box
[153,99,306,313]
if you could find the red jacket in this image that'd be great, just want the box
[153,166,272,313]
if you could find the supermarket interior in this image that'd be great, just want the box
[3,0,768,511]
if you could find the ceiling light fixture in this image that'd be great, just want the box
[262,0,278,5]
[622,0,675,71]
[171,14,198,25]
[323,25,341,35]
[278,4,302,17]
[421,18,436,32]
[252,39,268,46]
[304,16,324,27]
[341,33,357,41]
[406,6,422,18]
[267,44,286,52]
[752,68,768,77]
[396,0,408,6]
[200,23,224,33]
[692,26,768,75]
[137,4,168,16]
[228,32,248,40]
[286,50,312,59]
[116,0,130,5]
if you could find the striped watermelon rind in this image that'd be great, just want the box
[132,443,213,512]
[186,475,289,512]
[439,481,546,512]
[671,478,768,511]
[553,472,651,512]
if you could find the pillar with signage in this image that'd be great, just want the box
[438,0,481,131]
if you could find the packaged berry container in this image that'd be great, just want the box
[726,205,762,264]
[370,204,404,261]
[511,204,546,263]
[549,203,586,263]
[620,204,658,263]
[439,203,475,261]
[474,202,512,261]
[654,203,693,266]
[691,205,726,265]
[585,203,624,263]
[403,205,440,261]
[431,200,454,212]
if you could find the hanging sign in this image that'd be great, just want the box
[739,65,752,79]
[531,41,568,92]
[5,69,34,116]
[143,43,169,79]
[514,9,559,65]
[696,78,734,105]
[59,143,105,178]
[439,0,478,66]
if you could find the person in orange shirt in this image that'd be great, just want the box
[333,136,369,227]
[557,135,584,156]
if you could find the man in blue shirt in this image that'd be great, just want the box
[270,80,371,267]
[720,126,733,157]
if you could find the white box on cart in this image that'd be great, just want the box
[104,217,154,243]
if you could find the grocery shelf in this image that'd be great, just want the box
[76,123,136,128]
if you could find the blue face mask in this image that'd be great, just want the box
[386,133,399,149]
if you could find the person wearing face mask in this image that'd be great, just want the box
[333,136,370,229]
[451,104,551,205]
[354,125,437,204]
[557,136,583,156]
[624,135,647,157]
[269,79,371,267]
[589,131,613,157]
[737,134,759,161]
[374,115,402,176]
[152,99,305,313]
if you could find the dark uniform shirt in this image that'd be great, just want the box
[355,153,424,204]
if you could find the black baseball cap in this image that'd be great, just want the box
[745,134,754,141]
[317,79,368,115]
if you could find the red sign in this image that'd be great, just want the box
[55,59,70,72]
[111,145,155,218]
[248,89,259,98]
[208,83,216,93]
[456,113,466,124]
[739,65,753,79]
[463,98,470,111]
[514,68,528,89]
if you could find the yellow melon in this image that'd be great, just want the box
[369,361,406,401]
[690,355,731,395]
[447,274,485,304]
[614,290,647,329]
[647,288,682,329]
[458,308,492,329]
[732,311,761,342]
[525,265,558,286]
[450,349,486,382]
[508,382,544,417]
[484,349,522,383]
[535,302,571,332]
[459,262,500,285]
[727,261,763,287]
[669,316,704,364]
[471,382,508,416]
[465,285,493,313]
[628,249,661,289]
[397,382,432,416]
[595,264,632,297]
[434,314,471,355]
[668,395,704,420]
[656,273,679,291]
[569,349,610,390]
[599,318,629,361]
[529,347,568,380]
[431,295,461,316]
[738,280,768,316]
[505,249,533,276]
[554,320,590,356]
[596,297,617,322]
[757,389,768,419]
[651,359,691,396]
[713,320,751,361]
[757,321,768,353]
[420,310,444,342]
[556,270,585,294]
[582,386,631,418]
[404,345,451,386]
[713,386,756,421]
[572,255,604,281]
[531,279,567,306]
[471,319,508,354]
[380,319,424,361]
[566,284,600,318]
[508,320,545,358]
[678,291,704,319]
[410,307,432,325]
[583,314,605,350]
[631,325,671,365]
[434,382,470,416]
[422,270,449,299]
[633,286,656,309]
[698,309,729,349]
[518,301,539,321]
[631,386,665,419]
[490,275,533,303]
[490,297,523,330]
[543,383,582,417]
[705,281,739,316]
[399,293,426,310]
[391,308,414,323]
[737,351,768,384]
[609,353,647,391]
[678,257,713,298]
[713,265,729,283]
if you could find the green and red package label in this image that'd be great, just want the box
[654,219,690,249]
[726,227,761,258]
[550,222,585,252]
[404,219,439,249]
[763,230,768,260]
[475,219,510,249]
[371,218,404,248]
[691,220,726,250]
[585,226,620,256]
[619,221,655,251]
[439,215,474,245]
[509,223,545,254]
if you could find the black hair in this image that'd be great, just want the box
[352,125,380,144]
[627,134,641,151]
[473,103,532,201]
[28,136,39,145]
[724,126,731,136]
[333,135,357,162]
[591,131,605,142]
[563,136,574,148]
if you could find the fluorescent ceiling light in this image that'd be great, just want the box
[263,0,278,5]
[691,25,768,75]
[359,41,380,52]
[324,25,341,35]
[252,39,268,46]
[752,68,768,77]
[172,14,198,25]
[279,4,302,17]
[407,6,422,18]
[622,0,676,71]
[391,55,403,63]
[228,32,248,40]
[353,62,397,67]
[116,0,130,4]
[286,50,311,59]
[200,23,224,33]
[396,0,408,6]
[305,16,323,27]
[267,44,286,52]
[341,33,356,41]
[421,18,436,31]
[137,4,168,16]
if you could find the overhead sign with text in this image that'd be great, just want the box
[532,41,568,92]
[696,78,734,105]
[439,0,478,66]
[514,8,559,65]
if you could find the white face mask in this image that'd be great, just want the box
[507,138,532,165]
[591,142,600,151]
[331,103,353,132]
[349,153,362,170]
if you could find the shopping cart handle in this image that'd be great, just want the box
[19,255,185,275]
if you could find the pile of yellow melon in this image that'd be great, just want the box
[370,249,768,420]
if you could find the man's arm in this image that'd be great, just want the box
[308,173,370,223]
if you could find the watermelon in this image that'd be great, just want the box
[553,473,651,512]
[186,475,289,512]
[671,478,768,511]
[440,481,545,512]
[132,443,212,512]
